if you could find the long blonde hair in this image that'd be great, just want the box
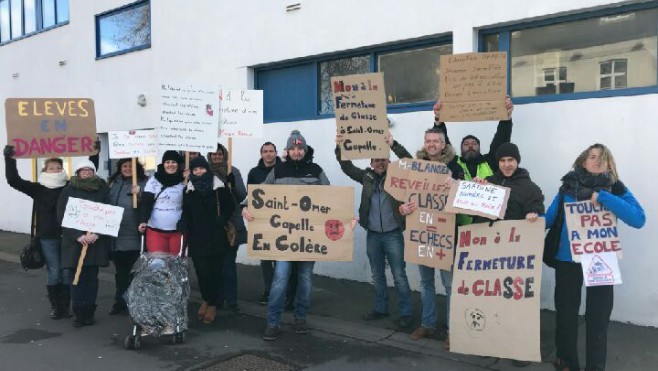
[573,143,618,182]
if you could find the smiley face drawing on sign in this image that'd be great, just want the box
[325,220,345,241]
[465,308,486,331]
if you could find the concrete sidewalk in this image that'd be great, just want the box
[0,230,656,370]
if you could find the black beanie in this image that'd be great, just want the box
[461,135,481,147]
[162,150,183,164]
[190,156,210,171]
[496,142,521,163]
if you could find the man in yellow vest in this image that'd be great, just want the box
[433,97,514,181]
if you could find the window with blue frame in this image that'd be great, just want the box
[480,3,658,101]
[256,36,452,122]
[96,0,150,59]
[0,0,69,44]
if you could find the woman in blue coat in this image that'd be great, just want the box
[546,144,645,371]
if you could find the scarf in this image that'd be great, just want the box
[38,171,68,189]
[154,164,184,187]
[69,175,105,192]
[210,162,228,182]
[561,166,614,200]
[189,171,214,196]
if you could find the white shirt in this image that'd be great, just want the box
[144,177,184,231]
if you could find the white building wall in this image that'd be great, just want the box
[1,0,656,326]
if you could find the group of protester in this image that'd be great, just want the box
[3,98,645,371]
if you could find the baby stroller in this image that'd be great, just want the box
[123,235,189,350]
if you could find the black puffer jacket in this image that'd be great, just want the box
[5,156,64,239]
[485,168,545,220]
[247,157,282,185]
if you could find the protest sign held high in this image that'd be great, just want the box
[332,72,389,160]
[218,89,263,138]
[384,158,455,270]
[158,83,219,153]
[445,180,510,220]
[247,185,354,262]
[450,219,545,362]
[5,98,97,158]
[439,52,508,122]
[108,129,158,159]
[564,200,623,286]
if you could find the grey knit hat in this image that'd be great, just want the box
[286,130,307,151]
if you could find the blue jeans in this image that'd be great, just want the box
[418,265,453,329]
[40,238,63,285]
[218,248,238,305]
[366,230,412,316]
[62,266,99,307]
[267,261,314,326]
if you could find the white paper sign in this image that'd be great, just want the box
[158,83,219,152]
[108,129,158,159]
[446,180,511,220]
[61,197,124,237]
[218,89,263,138]
[581,252,622,286]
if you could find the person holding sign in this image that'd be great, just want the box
[208,143,247,311]
[472,142,544,367]
[180,156,235,324]
[106,158,148,315]
[138,151,185,255]
[243,130,330,341]
[545,144,645,371]
[334,133,414,328]
[4,145,71,320]
[56,160,110,327]
[433,97,514,181]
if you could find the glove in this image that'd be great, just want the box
[3,145,15,158]
[93,138,101,152]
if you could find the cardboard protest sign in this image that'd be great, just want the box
[564,200,622,263]
[108,129,158,159]
[247,185,354,261]
[450,218,545,362]
[581,252,622,286]
[332,72,388,160]
[384,159,455,269]
[61,197,124,237]
[439,52,508,122]
[218,89,263,138]
[158,83,219,153]
[445,180,510,220]
[5,98,97,158]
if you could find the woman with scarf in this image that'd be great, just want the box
[57,160,110,327]
[4,145,71,319]
[180,156,235,324]
[546,144,645,371]
[208,143,247,311]
[138,151,185,255]
[107,158,148,315]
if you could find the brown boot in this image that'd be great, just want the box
[197,301,208,320]
[203,305,216,324]
[410,326,435,340]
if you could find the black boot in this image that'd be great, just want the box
[83,305,96,326]
[72,306,85,327]
[110,272,129,315]
[58,285,72,318]
[46,285,61,319]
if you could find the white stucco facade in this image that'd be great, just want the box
[1,0,656,326]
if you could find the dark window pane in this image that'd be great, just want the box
[614,59,627,73]
[558,67,567,80]
[10,0,21,38]
[0,0,9,42]
[379,44,452,105]
[510,8,658,96]
[42,0,55,28]
[600,76,611,89]
[318,56,370,114]
[24,0,36,33]
[614,75,627,88]
[56,0,68,23]
[483,34,499,52]
[98,1,150,56]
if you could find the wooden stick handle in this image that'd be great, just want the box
[132,158,138,208]
[227,137,233,174]
[73,243,89,286]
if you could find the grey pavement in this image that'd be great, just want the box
[0,230,656,370]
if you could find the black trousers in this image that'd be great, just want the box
[192,256,223,306]
[554,260,614,371]
[112,250,140,304]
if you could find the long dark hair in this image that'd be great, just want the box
[108,158,147,185]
